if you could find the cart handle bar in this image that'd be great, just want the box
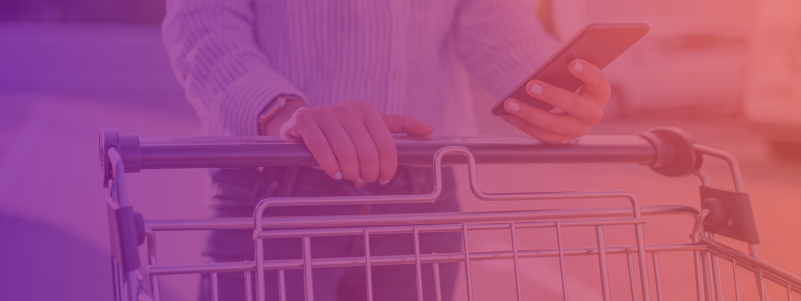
[99,126,700,187]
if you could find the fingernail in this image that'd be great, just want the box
[334,171,343,180]
[379,179,390,185]
[529,83,543,95]
[506,100,520,112]
[573,61,584,72]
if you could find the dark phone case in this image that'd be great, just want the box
[492,23,650,115]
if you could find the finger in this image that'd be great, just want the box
[381,114,435,136]
[313,109,361,181]
[524,80,604,124]
[568,59,611,103]
[503,98,590,137]
[363,112,398,184]
[500,115,575,145]
[284,109,343,180]
[337,112,381,183]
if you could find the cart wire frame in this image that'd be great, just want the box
[100,127,801,301]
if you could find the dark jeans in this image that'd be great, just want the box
[199,166,461,301]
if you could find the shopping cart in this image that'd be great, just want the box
[99,126,801,301]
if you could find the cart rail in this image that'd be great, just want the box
[143,205,698,231]
[133,135,657,168]
[99,127,702,180]
[98,126,801,301]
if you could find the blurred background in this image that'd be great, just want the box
[1,0,800,300]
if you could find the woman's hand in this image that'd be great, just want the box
[271,101,434,183]
[501,59,611,144]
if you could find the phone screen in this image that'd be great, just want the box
[492,23,649,115]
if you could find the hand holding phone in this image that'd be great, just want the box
[492,23,648,144]
[492,23,649,115]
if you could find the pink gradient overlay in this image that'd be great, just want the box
[1,0,800,300]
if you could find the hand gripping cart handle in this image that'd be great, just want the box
[99,126,800,301]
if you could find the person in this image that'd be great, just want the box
[161,1,611,300]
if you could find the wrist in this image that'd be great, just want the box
[262,97,307,136]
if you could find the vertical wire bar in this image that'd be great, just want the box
[117,260,125,301]
[694,250,707,301]
[148,257,162,301]
[110,157,141,301]
[145,230,161,301]
[634,224,652,301]
[151,275,162,301]
[302,236,315,301]
[652,253,663,301]
[702,251,715,301]
[110,258,116,301]
[787,283,793,301]
[706,233,723,301]
[710,253,725,301]
[704,252,715,301]
[595,226,611,301]
[244,271,253,301]
[749,244,769,301]
[112,258,122,301]
[556,222,569,301]
[627,253,638,301]
[127,270,140,301]
[757,271,768,301]
[413,227,424,301]
[731,260,740,301]
[364,229,374,301]
[211,273,220,301]
[462,224,475,301]
[510,223,523,301]
[256,236,266,301]
[278,270,287,301]
[433,262,443,301]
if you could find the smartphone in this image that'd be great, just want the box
[492,23,650,115]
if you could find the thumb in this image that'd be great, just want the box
[380,114,435,136]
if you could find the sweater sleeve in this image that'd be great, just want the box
[162,0,306,136]
[451,0,559,101]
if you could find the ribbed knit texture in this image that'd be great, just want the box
[162,0,558,136]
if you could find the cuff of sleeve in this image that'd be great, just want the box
[208,69,307,136]
[493,56,546,101]
[489,35,559,101]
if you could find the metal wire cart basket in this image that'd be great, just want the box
[99,126,801,301]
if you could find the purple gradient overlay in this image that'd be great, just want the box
[2,0,801,300]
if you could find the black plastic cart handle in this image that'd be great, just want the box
[99,126,700,187]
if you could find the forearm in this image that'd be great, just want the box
[163,0,268,112]
[163,0,307,136]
